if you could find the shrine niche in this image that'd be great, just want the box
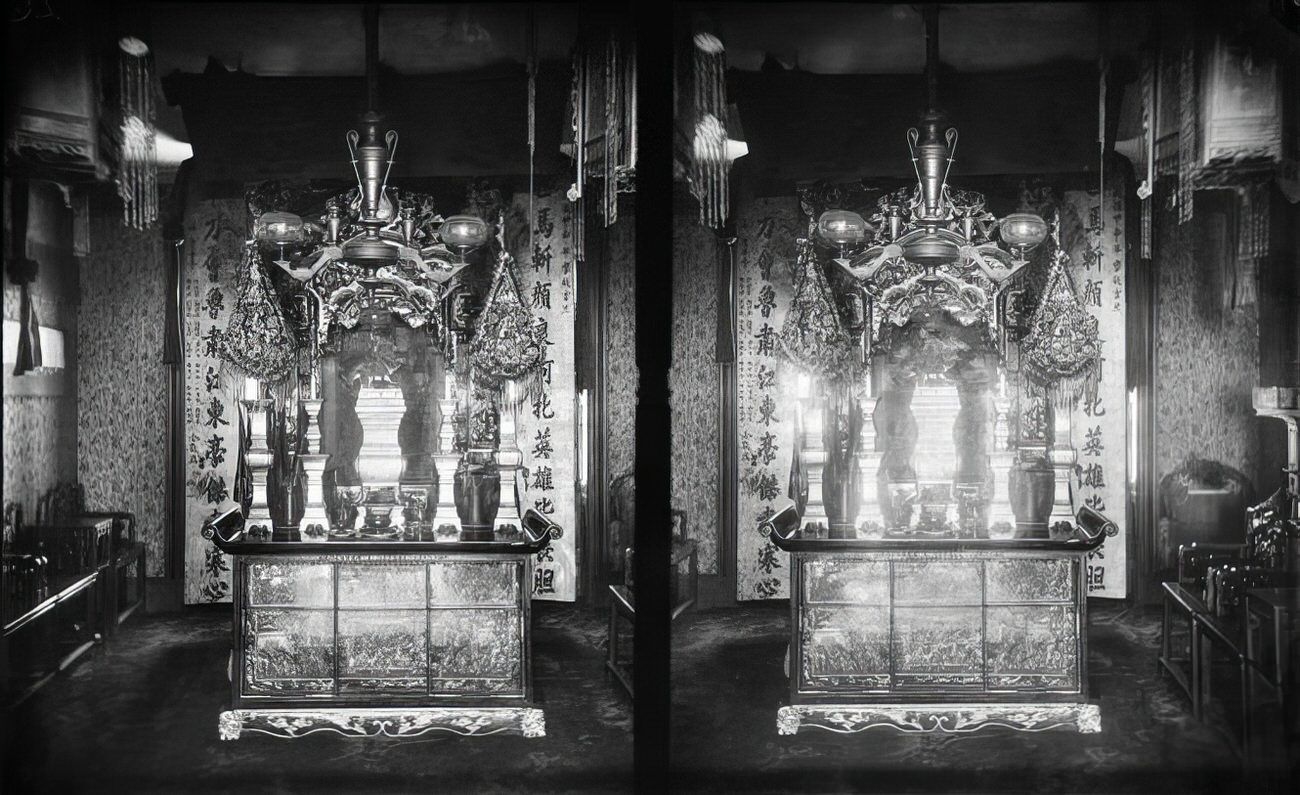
[743,3,1123,739]
[176,4,576,737]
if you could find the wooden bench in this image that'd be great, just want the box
[37,483,146,634]
[2,505,113,706]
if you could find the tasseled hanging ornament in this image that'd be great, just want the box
[1019,221,1101,410]
[1231,181,1268,310]
[778,240,859,384]
[562,47,586,200]
[116,38,158,230]
[214,244,298,383]
[603,31,619,225]
[527,6,537,255]
[468,251,548,408]
[690,32,730,230]
[624,35,637,183]
[1176,42,1197,225]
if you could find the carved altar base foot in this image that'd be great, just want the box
[776,702,1100,736]
[219,706,546,740]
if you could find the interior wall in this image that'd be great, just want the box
[77,190,170,576]
[605,209,638,483]
[2,182,79,516]
[1153,194,1262,489]
[669,213,721,573]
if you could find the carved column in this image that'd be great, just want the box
[495,395,523,533]
[241,398,275,538]
[987,395,1017,532]
[854,396,884,534]
[297,398,330,539]
[799,393,829,533]
[431,397,463,534]
[1048,408,1077,526]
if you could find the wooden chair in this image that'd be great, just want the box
[1195,565,1294,761]
[604,475,699,698]
[1159,542,1247,717]
[2,499,99,706]
[37,484,146,633]
[670,509,698,619]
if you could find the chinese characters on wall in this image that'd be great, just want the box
[183,199,244,604]
[735,198,802,600]
[509,192,578,601]
[1066,188,1128,599]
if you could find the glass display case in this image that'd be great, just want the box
[767,521,1104,734]
[208,524,555,739]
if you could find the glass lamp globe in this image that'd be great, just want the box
[440,215,490,251]
[1000,213,1048,250]
[254,211,304,245]
[816,210,869,248]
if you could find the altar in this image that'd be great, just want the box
[768,531,1104,735]
[206,524,556,740]
[188,97,567,739]
[754,78,1118,735]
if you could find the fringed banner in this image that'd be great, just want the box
[469,251,548,407]
[182,199,245,603]
[1231,182,1268,310]
[690,33,731,230]
[777,240,860,384]
[1177,43,1197,225]
[213,244,298,384]
[1020,216,1102,410]
[116,39,158,231]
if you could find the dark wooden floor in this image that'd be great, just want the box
[670,601,1297,794]
[2,603,633,794]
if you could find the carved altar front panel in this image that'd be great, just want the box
[236,554,528,701]
[794,550,1084,697]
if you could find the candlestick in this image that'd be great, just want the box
[297,397,329,539]
[800,394,830,534]
[496,386,523,533]
[240,397,275,539]
[1047,408,1076,526]
[431,397,464,535]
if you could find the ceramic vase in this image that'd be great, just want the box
[1009,454,1055,538]
[454,452,501,540]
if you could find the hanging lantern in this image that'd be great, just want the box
[116,36,158,231]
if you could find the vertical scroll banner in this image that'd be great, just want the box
[735,198,803,600]
[506,192,577,602]
[183,199,244,604]
[1064,188,1128,600]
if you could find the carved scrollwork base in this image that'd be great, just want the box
[776,703,1100,736]
[218,707,546,741]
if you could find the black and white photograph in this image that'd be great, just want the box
[2,1,1298,793]
[666,1,1297,793]
[4,2,636,792]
